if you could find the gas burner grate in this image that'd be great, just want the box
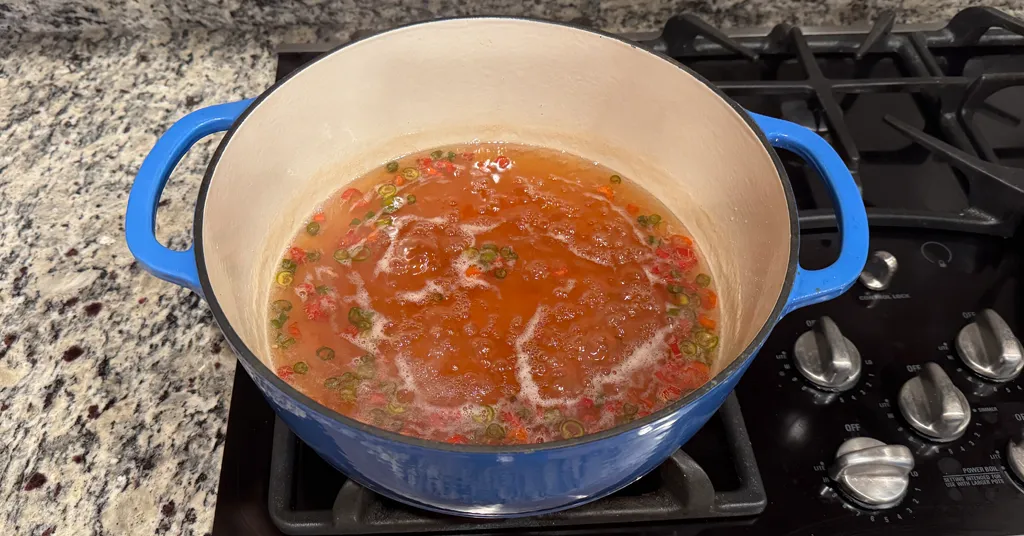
[266,395,765,535]
[274,9,1024,236]
[643,7,1024,235]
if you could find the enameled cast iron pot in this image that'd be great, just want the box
[126,18,868,517]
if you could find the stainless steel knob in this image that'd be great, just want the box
[829,437,914,509]
[898,363,970,442]
[1009,437,1024,483]
[793,317,862,392]
[956,309,1023,382]
[859,250,898,291]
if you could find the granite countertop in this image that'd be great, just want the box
[1,3,1022,535]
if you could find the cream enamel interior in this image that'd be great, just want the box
[200,18,792,379]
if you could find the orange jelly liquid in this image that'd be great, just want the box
[267,144,720,445]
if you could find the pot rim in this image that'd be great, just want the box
[194,16,800,454]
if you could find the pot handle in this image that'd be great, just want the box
[125,99,253,297]
[749,112,869,313]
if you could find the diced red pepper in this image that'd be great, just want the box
[701,289,718,310]
[669,341,681,356]
[417,157,433,167]
[509,427,528,443]
[304,301,328,321]
[661,385,683,401]
[287,323,301,338]
[344,325,359,337]
[495,156,511,168]
[447,434,470,444]
[313,213,326,223]
[604,400,623,415]
[289,247,306,263]
[500,410,522,428]
[626,204,640,215]
[698,314,717,330]
[579,397,595,410]
[341,230,359,247]
[276,366,294,380]
[670,235,693,247]
[341,188,361,201]
[678,361,710,389]
[655,248,671,259]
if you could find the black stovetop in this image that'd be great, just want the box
[213,8,1024,536]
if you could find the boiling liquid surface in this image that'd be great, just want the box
[267,145,720,445]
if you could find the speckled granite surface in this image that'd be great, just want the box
[0,27,279,536]
[1,4,1023,536]
[2,0,1024,34]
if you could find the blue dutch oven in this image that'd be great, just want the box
[126,18,868,517]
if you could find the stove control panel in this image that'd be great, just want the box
[793,316,862,392]
[898,363,971,442]
[739,232,1024,530]
[956,309,1023,382]
[830,437,914,509]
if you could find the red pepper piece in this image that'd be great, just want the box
[289,247,306,263]
[661,385,683,401]
[304,301,328,321]
[341,188,361,201]
[340,230,359,247]
[501,410,522,428]
[276,366,294,380]
[447,434,470,444]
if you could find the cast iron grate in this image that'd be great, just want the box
[649,7,1024,235]
[279,8,1024,235]
[266,395,765,535]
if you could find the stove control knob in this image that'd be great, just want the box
[1008,437,1024,483]
[956,309,1023,382]
[898,363,970,442]
[830,437,914,509]
[793,317,862,392]
[859,250,898,291]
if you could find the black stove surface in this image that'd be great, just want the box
[213,8,1024,536]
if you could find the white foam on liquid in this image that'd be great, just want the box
[341,270,391,355]
[513,306,582,408]
[601,324,674,383]
[553,278,577,295]
[395,279,448,304]
[373,214,446,277]
[314,266,338,281]
[545,231,613,267]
